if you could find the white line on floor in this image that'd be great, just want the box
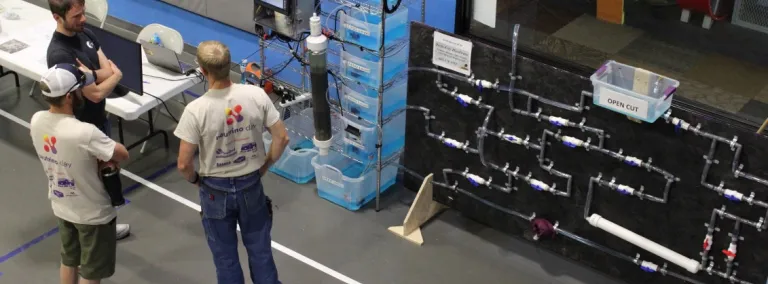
[0,108,363,284]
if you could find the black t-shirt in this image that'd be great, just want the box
[46,28,106,130]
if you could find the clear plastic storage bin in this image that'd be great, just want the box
[340,44,408,88]
[590,60,679,123]
[341,110,406,163]
[312,151,399,211]
[262,132,318,184]
[341,80,407,123]
[338,6,409,51]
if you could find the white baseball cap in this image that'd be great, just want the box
[39,64,94,98]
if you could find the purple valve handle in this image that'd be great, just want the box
[456,96,469,107]
[725,194,741,202]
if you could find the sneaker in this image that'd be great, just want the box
[116,224,131,240]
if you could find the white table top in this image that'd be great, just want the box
[0,0,201,120]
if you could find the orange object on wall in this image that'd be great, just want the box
[597,0,624,24]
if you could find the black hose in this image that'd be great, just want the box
[383,0,402,14]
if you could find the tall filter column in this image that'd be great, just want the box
[306,13,332,155]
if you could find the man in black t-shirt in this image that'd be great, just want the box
[46,0,131,241]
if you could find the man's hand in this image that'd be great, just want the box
[108,60,122,78]
[75,58,91,74]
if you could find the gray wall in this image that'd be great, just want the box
[161,0,256,33]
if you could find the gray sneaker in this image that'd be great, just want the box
[116,224,131,240]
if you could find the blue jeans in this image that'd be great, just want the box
[199,171,280,284]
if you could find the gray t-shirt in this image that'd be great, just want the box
[30,111,117,225]
[174,84,280,178]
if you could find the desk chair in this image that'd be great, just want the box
[29,0,108,97]
[136,24,186,153]
[85,0,108,28]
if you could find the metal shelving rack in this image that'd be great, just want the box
[324,0,425,211]
[258,0,425,211]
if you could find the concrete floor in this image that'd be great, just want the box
[0,9,625,284]
[0,66,626,284]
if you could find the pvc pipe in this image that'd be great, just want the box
[587,214,700,273]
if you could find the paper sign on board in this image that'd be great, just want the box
[432,32,472,76]
[597,88,649,120]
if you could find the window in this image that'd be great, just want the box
[456,0,768,122]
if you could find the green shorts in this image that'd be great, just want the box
[57,217,117,280]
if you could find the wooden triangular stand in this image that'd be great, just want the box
[388,174,446,245]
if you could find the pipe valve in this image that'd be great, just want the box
[473,79,497,91]
[561,136,584,148]
[466,173,490,187]
[624,156,643,167]
[456,94,475,107]
[723,189,744,202]
[671,117,691,132]
[548,116,570,127]
[640,261,659,273]
[722,243,737,260]
[616,184,636,195]
[502,134,523,144]
[703,234,713,251]
[529,179,552,192]
[442,137,466,149]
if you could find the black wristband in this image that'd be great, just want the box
[190,172,200,184]
[92,70,97,83]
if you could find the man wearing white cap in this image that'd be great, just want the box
[30,64,130,284]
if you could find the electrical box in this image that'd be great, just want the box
[253,0,318,39]
[590,60,679,123]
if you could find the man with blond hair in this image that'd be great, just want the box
[174,40,289,284]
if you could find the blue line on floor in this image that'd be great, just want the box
[0,161,177,268]
[183,90,200,98]
[0,226,60,264]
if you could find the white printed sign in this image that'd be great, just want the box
[597,88,649,120]
[432,32,472,76]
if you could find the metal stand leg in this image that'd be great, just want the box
[29,82,37,97]
[139,108,159,154]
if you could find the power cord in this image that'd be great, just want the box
[143,91,179,123]
[143,73,198,81]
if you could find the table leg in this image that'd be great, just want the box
[0,66,20,88]
[124,110,170,151]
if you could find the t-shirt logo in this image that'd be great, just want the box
[86,40,94,49]
[225,105,244,125]
[43,135,58,154]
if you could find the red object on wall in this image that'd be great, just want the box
[677,0,733,20]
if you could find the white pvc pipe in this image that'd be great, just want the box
[587,214,700,274]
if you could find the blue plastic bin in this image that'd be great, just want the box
[262,132,318,184]
[312,151,399,211]
[341,80,407,123]
[341,110,406,163]
[338,6,409,51]
[340,44,408,88]
[591,60,679,123]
